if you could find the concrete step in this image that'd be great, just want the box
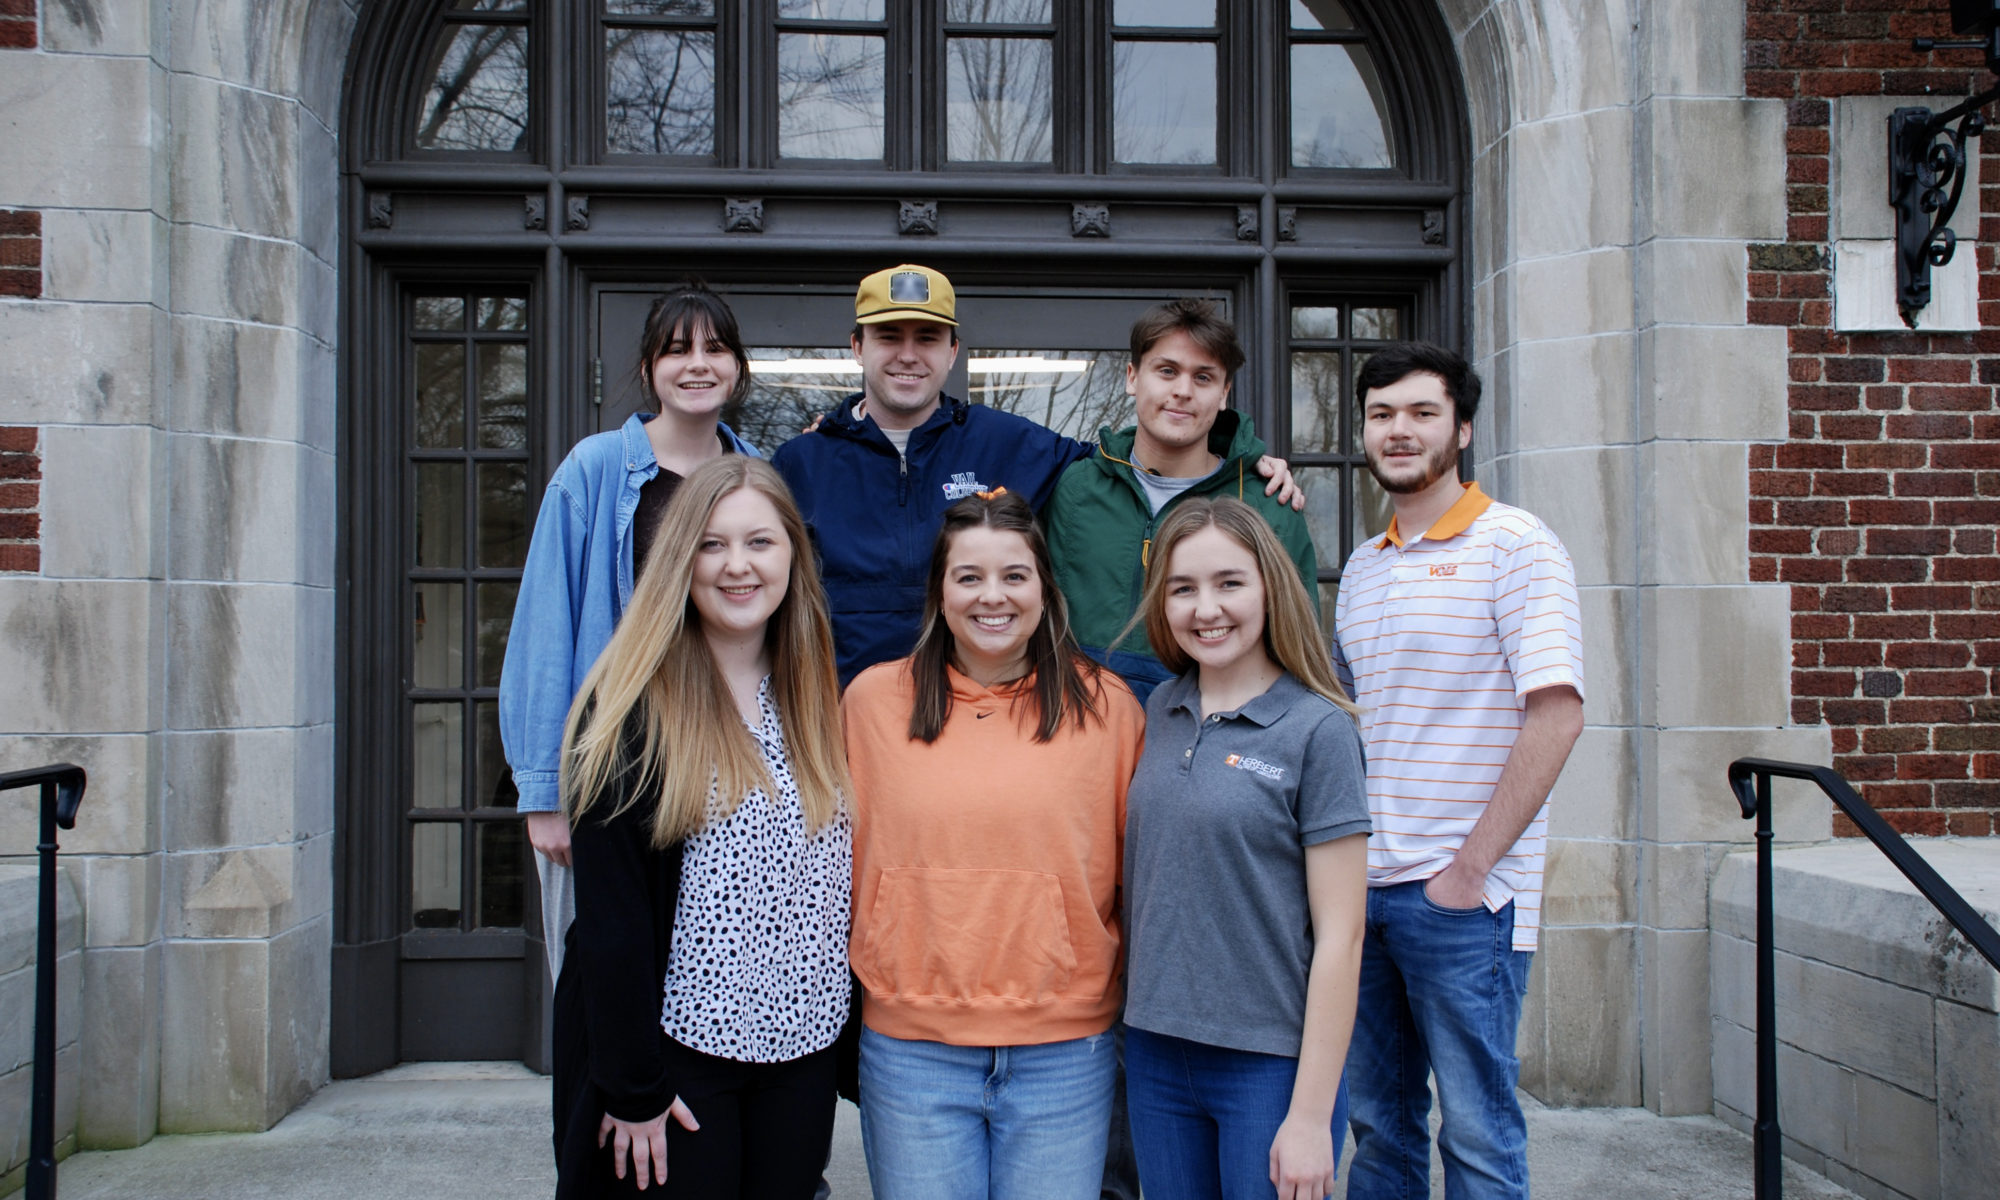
[46,1063,1862,1200]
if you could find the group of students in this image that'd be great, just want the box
[498,264,1585,1200]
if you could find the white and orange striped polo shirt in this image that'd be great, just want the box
[1332,481,1583,951]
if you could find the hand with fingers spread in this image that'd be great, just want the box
[597,1097,699,1191]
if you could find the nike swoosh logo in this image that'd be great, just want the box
[975,712,993,719]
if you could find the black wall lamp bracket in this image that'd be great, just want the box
[1889,8,2000,326]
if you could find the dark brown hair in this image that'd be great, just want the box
[1128,298,1246,383]
[637,280,753,410]
[1355,340,1483,426]
[907,490,1104,743]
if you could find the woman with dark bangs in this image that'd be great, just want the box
[501,280,760,987]
[840,487,1146,1200]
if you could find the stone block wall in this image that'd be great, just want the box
[0,0,350,1151]
[1744,0,2000,837]
[1711,843,2000,1200]
[0,427,34,574]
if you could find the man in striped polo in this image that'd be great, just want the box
[1331,342,1585,1200]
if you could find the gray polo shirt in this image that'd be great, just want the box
[1122,669,1370,1058]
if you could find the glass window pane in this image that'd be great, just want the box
[1352,307,1400,340]
[1291,44,1394,169]
[411,822,463,928]
[476,821,527,927]
[453,0,526,10]
[1295,465,1344,575]
[415,297,465,331]
[1290,0,1356,30]
[415,24,529,152]
[476,297,527,331]
[1113,42,1216,165]
[606,28,717,155]
[947,37,1053,163]
[946,0,1051,21]
[739,348,860,453]
[608,0,714,14]
[477,343,529,449]
[1348,348,1373,453]
[779,0,884,18]
[477,462,530,568]
[412,702,464,810]
[476,581,519,688]
[1113,0,1213,26]
[475,703,519,809]
[967,351,1132,442]
[1291,305,1340,339]
[1317,580,1340,648]
[778,34,886,159]
[1289,351,1342,455]
[413,582,464,689]
[1354,463,1393,547]
[415,344,466,449]
[415,463,465,569]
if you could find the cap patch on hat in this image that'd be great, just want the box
[889,271,931,304]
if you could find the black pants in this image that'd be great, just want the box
[578,1037,837,1199]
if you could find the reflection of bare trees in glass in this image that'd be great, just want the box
[973,352,1134,442]
[606,29,716,155]
[416,345,466,448]
[778,33,886,159]
[1111,42,1216,165]
[478,344,529,449]
[727,350,857,456]
[1289,351,1341,453]
[947,35,1052,163]
[416,24,530,152]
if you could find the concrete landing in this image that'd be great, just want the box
[47,1063,1860,1199]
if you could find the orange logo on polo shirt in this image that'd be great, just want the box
[1223,753,1285,781]
[1429,564,1459,577]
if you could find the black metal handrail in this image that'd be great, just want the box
[1726,757,2000,1200]
[0,763,86,1200]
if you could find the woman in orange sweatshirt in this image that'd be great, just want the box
[841,487,1145,1200]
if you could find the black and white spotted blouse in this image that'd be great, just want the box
[661,677,853,1063]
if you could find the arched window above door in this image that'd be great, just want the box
[378,0,1440,178]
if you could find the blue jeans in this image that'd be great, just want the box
[1124,1027,1348,1200]
[1345,881,1534,1200]
[858,1026,1117,1200]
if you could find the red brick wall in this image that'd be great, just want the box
[0,210,40,299]
[1747,0,2000,836]
[0,0,33,50]
[0,427,39,574]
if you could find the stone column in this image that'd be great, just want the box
[1629,1,1830,1116]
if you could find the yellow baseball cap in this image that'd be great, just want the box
[854,264,957,326]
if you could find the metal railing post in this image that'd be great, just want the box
[1,763,87,1200]
[1728,756,2000,1200]
[1753,771,1780,1200]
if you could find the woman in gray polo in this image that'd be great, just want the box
[1118,497,1370,1200]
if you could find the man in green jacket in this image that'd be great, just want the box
[1046,298,1318,703]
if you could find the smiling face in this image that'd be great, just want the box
[689,487,792,644]
[852,318,959,429]
[1163,524,1271,675]
[648,318,742,421]
[939,524,1045,685]
[1127,329,1232,469]
[1361,369,1470,497]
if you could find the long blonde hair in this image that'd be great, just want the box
[1133,497,1359,715]
[559,457,851,845]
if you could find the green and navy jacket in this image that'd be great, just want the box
[1044,410,1317,703]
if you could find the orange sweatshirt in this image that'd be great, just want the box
[843,659,1146,1047]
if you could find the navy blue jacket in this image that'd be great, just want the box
[773,394,1092,686]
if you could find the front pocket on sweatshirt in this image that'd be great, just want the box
[859,867,1078,1005]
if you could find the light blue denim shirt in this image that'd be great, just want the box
[498,412,759,814]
